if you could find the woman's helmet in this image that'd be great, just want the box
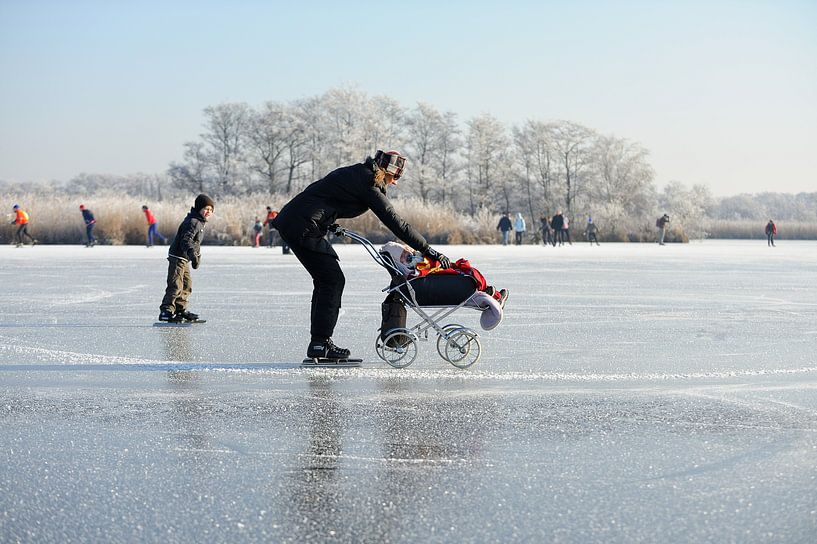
[374,150,407,180]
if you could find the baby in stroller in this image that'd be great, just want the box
[379,242,509,344]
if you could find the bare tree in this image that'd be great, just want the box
[200,102,251,195]
[247,101,288,194]
[466,113,510,214]
[322,87,369,167]
[364,95,407,154]
[592,135,655,215]
[281,103,312,194]
[513,120,557,225]
[436,111,461,205]
[168,141,209,194]
[548,121,596,215]
[405,102,443,204]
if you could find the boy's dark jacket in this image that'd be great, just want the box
[169,208,206,264]
[272,158,429,258]
[81,209,95,224]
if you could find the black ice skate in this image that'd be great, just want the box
[175,310,206,323]
[158,310,183,323]
[302,338,361,367]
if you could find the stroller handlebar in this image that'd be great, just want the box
[331,226,403,277]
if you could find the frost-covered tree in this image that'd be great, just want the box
[591,135,656,216]
[465,113,510,215]
[513,120,557,224]
[168,142,210,194]
[246,101,288,194]
[548,121,596,215]
[201,102,251,195]
[405,103,462,204]
[659,181,714,240]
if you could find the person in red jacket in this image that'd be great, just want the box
[765,219,777,247]
[265,206,278,248]
[10,205,37,247]
[142,205,168,247]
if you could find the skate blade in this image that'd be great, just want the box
[153,322,193,328]
[301,358,362,368]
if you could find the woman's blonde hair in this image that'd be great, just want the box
[372,164,387,188]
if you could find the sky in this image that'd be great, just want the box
[0,0,815,196]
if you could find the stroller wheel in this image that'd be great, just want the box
[436,324,466,360]
[378,329,418,369]
[442,328,481,369]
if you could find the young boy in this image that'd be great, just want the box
[158,194,214,323]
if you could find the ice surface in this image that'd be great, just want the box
[1,241,816,542]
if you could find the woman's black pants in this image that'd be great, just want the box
[289,244,345,339]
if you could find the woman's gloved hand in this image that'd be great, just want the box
[424,247,451,269]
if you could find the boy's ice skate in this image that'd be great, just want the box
[302,338,361,367]
[154,309,192,327]
[175,310,206,324]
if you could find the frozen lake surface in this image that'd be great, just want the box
[1,240,816,542]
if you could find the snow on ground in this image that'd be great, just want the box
[1,241,816,542]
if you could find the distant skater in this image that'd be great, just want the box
[656,213,670,245]
[252,217,263,248]
[540,215,555,247]
[158,194,215,323]
[142,205,168,247]
[551,210,564,246]
[265,206,278,248]
[585,217,600,246]
[10,204,36,247]
[497,212,512,246]
[514,213,526,245]
[562,215,572,245]
[765,219,777,247]
[79,204,96,247]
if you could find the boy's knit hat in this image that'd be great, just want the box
[194,194,215,211]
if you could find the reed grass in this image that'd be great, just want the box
[4,193,815,245]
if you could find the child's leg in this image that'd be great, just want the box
[160,258,186,314]
[175,261,193,313]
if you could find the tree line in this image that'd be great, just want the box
[3,86,815,241]
[165,87,664,228]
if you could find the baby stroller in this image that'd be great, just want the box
[332,226,495,369]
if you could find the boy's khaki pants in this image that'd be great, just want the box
[160,257,192,314]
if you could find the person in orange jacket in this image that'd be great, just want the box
[142,205,168,247]
[10,205,37,247]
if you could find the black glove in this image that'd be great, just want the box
[424,247,451,269]
[328,223,344,236]
[191,253,201,270]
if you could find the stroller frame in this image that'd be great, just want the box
[333,226,482,369]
